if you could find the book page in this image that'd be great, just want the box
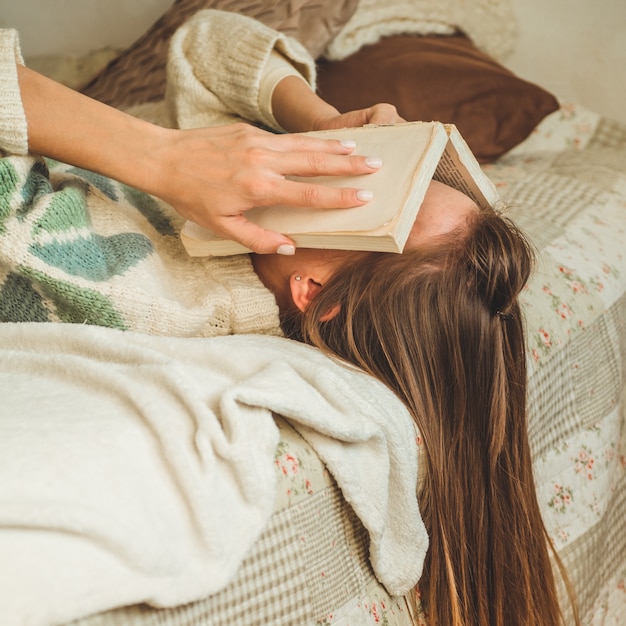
[434,126,500,210]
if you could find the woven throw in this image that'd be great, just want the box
[66,482,414,626]
[81,0,358,109]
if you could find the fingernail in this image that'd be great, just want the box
[366,156,383,169]
[277,244,296,255]
[356,189,374,202]
[341,140,356,149]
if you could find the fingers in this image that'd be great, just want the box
[367,103,406,125]
[248,135,382,178]
[161,123,390,255]
[278,150,382,178]
[205,174,375,255]
[197,175,376,255]
[235,149,380,209]
[310,103,404,131]
[228,124,383,177]
[271,130,355,151]
[222,127,381,178]
[261,177,374,211]
[216,215,297,255]
[236,125,356,157]
[213,180,371,253]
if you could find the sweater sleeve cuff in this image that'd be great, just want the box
[0,29,29,155]
[168,10,316,132]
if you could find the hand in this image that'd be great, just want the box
[273,75,405,134]
[18,66,381,256]
[312,103,405,131]
[150,123,382,254]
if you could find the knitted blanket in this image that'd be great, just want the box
[325,0,517,62]
[0,154,280,336]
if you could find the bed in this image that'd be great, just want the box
[3,1,626,624]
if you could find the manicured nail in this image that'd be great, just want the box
[341,140,356,149]
[277,243,296,255]
[366,156,383,169]
[356,189,374,202]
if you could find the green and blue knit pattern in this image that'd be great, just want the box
[0,154,177,328]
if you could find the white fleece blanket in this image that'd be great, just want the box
[0,322,427,626]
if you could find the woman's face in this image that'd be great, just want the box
[252,180,479,314]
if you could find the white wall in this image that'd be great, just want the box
[2,0,625,124]
[507,0,626,125]
[0,0,172,57]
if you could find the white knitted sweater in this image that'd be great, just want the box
[0,12,317,336]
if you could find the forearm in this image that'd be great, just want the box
[271,74,404,134]
[14,44,386,257]
[271,75,341,133]
[17,64,166,194]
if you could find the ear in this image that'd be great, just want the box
[289,273,340,321]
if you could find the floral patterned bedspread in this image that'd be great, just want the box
[69,105,625,626]
[484,104,626,625]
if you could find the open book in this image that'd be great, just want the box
[180,122,501,256]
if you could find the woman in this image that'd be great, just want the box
[253,179,578,625]
[0,10,576,625]
[288,210,577,626]
[0,12,402,335]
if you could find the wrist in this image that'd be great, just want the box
[78,113,173,206]
[136,127,186,203]
[111,122,171,197]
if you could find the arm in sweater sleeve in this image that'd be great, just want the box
[0,29,28,155]
[165,9,316,132]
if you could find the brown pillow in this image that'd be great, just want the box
[81,0,358,109]
[316,35,560,163]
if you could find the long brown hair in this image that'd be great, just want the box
[282,208,578,625]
